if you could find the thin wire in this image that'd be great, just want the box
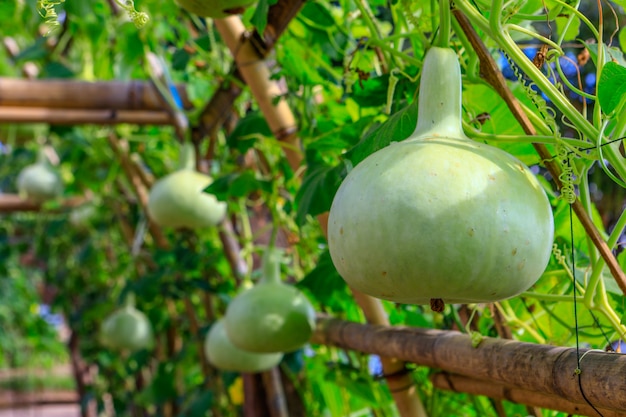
[569,193,605,417]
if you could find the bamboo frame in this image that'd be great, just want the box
[214,15,426,417]
[0,78,191,110]
[313,317,626,414]
[0,106,173,125]
[0,194,86,213]
[430,372,622,417]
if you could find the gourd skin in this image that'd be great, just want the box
[147,169,226,229]
[327,47,554,305]
[175,0,255,18]
[17,163,63,202]
[225,282,316,353]
[99,306,154,352]
[204,319,283,373]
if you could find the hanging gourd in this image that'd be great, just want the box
[224,248,316,353]
[175,0,255,19]
[204,318,283,373]
[16,148,63,202]
[327,46,554,310]
[147,142,226,229]
[99,294,154,352]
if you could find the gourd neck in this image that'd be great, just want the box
[36,148,51,166]
[123,292,136,309]
[178,142,196,170]
[260,248,282,285]
[411,47,467,140]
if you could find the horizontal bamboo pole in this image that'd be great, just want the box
[0,107,173,125]
[0,194,86,213]
[313,317,626,413]
[0,78,191,110]
[0,391,78,409]
[430,372,621,417]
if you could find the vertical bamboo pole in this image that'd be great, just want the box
[214,16,426,417]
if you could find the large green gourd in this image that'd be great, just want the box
[147,142,226,229]
[175,0,255,18]
[204,319,283,373]
[16,148,63,202]
[327,47,554,308]
[224,249,316,353]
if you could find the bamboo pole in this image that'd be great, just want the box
[214,16,426,417]
[0,78,191,110]
[430,372,622,417]
[0,107,173,125]
[313,317,626,413]
[0,194,86,213]
[213,17,301,169]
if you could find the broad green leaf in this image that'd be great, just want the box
[295,163,344,226]
[226,111,272,153]
[597,62,626,115]
[583,43,626,68]
[556,15,580,42]
[345,99,418,166]
[204,171,272,200]
[250,0,278,34]
[296,250,346,307]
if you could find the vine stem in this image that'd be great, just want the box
[437,0,450,48]
[353,0,392,72]
[451,5,626,298]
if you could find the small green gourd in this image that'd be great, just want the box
[327,47,554,309]
[147,142,226,229]
[204,319,283,373]
[224,248,316,353]
[16,148,63,202]
[99,294,154,352]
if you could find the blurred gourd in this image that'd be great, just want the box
[225,248,316,353]
[147,142,226,229]
[204,319,283,373]
[100,294,154,352]
[16,147,63,202]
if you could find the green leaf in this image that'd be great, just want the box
[583,43,626,68]
[226,111,272,153]
[204,171,272,200]
[598,62,626,115]
[556,15,580,42]
[296,250,346,306]
[295,163,344,226]
[345,99,418,166]
[250,0,277,34]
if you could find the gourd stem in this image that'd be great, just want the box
[36,148,50,166]
[260,248,282,285]
[437,0,450,48]
[124,292,136,308]
[412,47,465,139]
[178,141,196,170]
